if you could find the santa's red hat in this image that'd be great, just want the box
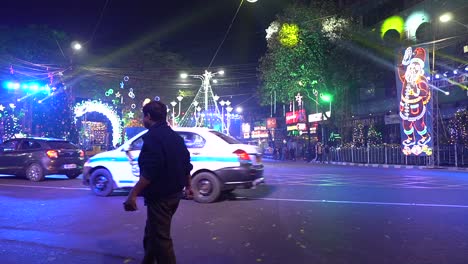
[410,47,426,67]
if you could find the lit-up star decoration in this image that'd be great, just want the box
[127,112,134,118]
[279,23,299,47]
[120,81,124,89]
[115,91,121,98]
[0,104,5,111]
[295,93,303,107]
[9,103,16,109]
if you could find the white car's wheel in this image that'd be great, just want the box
[89,169,114,196]
[192,172,221,203]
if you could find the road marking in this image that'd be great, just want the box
[245,197,468,209]
[0,183,89,190]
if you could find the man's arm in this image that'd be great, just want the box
[124,175,150,211]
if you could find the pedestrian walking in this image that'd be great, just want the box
[316,142,323,163]
[123,100,193,264]
[324,145,330,163]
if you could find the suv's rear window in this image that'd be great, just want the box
[209,131,241,144]
[47,141,78,149]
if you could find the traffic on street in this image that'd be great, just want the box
[1,161,468,263]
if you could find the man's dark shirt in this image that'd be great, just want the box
[138,122,193,201]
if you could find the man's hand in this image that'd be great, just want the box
[184,186,194,200]
[123,197,138,211]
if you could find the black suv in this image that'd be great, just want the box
[0,137,85,181]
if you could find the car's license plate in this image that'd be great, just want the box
[64,164,77,169]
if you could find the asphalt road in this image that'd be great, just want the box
[1,161,468,264]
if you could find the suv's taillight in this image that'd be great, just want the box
[46,150,58,159]
[79,150,85,158]
[234,149,250,161]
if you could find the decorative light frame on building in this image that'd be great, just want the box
[73,100,123,147]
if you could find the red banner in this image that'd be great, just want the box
[285,109,306,125]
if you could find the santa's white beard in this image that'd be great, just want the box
[405,70,422,84]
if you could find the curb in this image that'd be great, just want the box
[263,159,468,171]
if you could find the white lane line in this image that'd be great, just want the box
[243,197,468,209]
[0,183,89,190]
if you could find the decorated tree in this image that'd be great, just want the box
[352,122,365,147]
[367,124,383,146]
[258,2,393,144]
[0,106,24,141]
[449,109,468,145]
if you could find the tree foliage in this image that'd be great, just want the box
[258,2,393,140]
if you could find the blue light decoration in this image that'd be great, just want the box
[395,46,433,156]
[3,81,51,95]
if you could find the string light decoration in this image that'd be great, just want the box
[449,109,468,145]
[0,107,23,141]
[74,100,122,147]
[352,122,365,147]
[367,125,383,146]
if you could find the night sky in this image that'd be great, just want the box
[2,0,296,66]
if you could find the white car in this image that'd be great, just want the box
[82,127,264,203]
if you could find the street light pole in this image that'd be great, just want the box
[170,101,177,127]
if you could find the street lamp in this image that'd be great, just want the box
[226,105,233,135]
[176,95,183,117]
[320,93,332,116]
[170,101,177,126]
[439,12,468,29]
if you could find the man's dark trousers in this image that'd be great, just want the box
[142,195,181,264]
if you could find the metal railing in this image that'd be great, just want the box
[329,144,468,167]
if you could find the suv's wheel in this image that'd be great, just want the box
[89,169,114,196]
[25,163,45,182]
[192,172,221,203]
[66,172,81,179]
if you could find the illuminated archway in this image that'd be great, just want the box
[74,100,122,147]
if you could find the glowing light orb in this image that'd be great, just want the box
[380,16,404,39]
[405,11,431,40]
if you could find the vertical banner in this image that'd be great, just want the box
[395,46,433,156]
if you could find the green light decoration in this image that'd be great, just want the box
[405,11,431,40]
[279,23,299,47]
[380,16,404,39]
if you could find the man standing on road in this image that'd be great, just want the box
[123,100,193,264]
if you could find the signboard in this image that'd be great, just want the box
[395,46,433,156]
[285,109,306,125]
[241,123,251,133]
[308,111,331,122]
[251,130,270,139]
[266,118,277,129]
[297,123,307,131]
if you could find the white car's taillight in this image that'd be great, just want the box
[233,149,250,162]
